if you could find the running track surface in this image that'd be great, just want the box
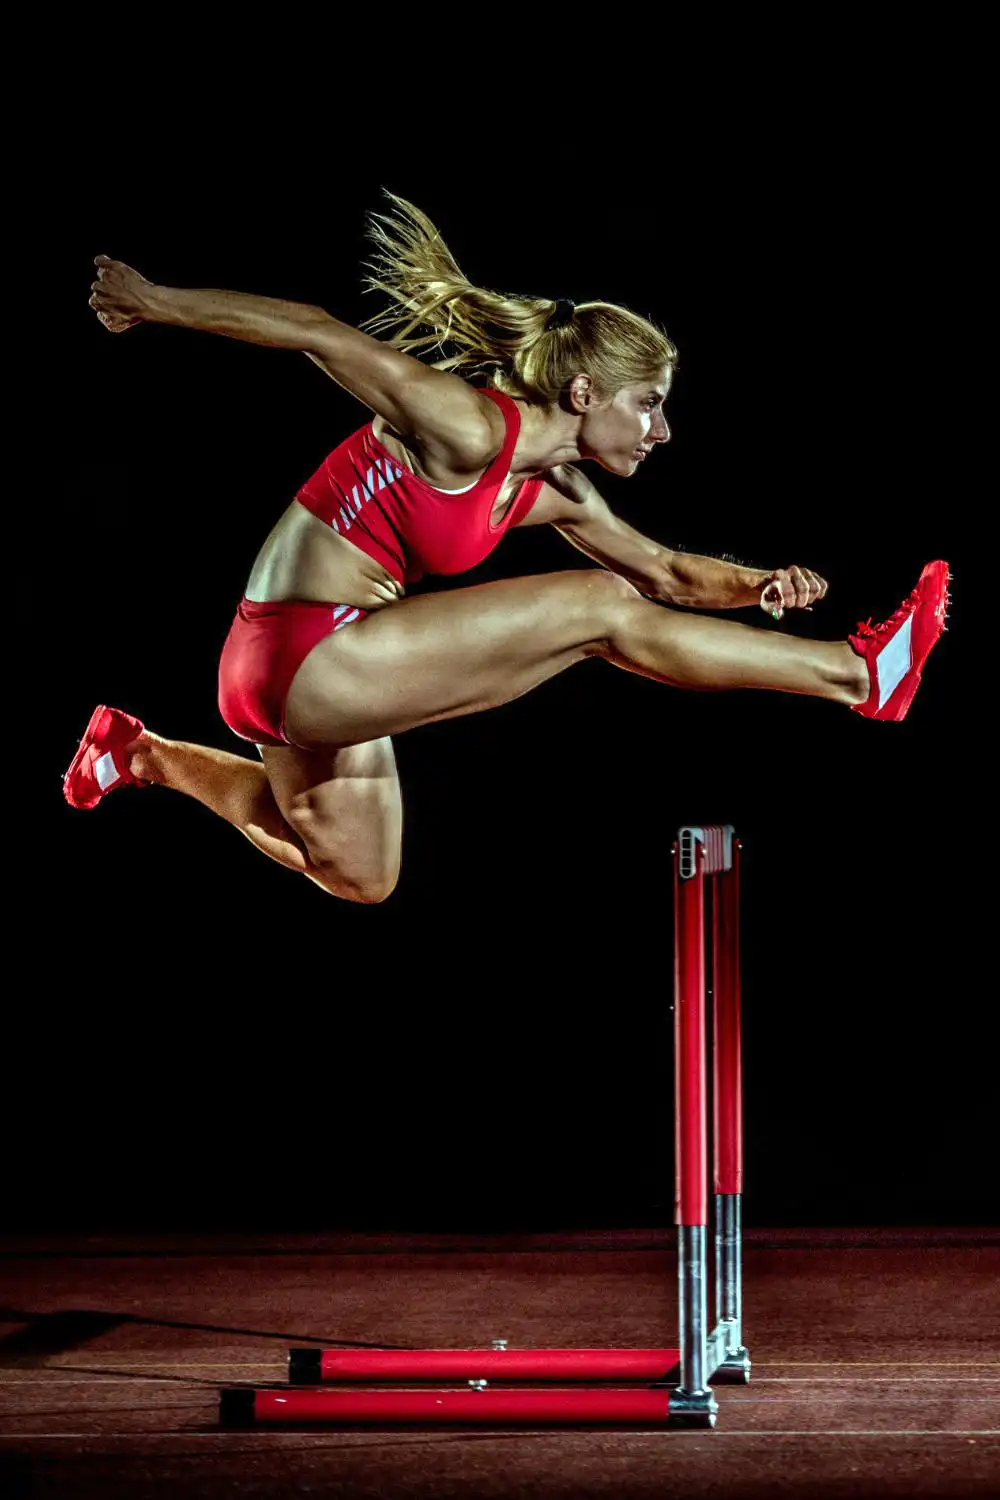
[1,1227,997,1499]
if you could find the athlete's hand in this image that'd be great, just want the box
[89,255,156,332]
[760,566,827,621]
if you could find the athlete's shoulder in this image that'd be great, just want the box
[472,387,516,460]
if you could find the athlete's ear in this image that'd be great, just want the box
[567,373,596,413]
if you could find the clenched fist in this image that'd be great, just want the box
[760,566,828,621]
[89,255,156,332]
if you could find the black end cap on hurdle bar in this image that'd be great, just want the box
[219,1387,257,1428]
[288,1347,323,1384]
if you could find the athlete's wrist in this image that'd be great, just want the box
[142,283,184,326]
[738,567,771,607]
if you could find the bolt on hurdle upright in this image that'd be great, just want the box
[221,825,750,1430]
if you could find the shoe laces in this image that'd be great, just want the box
[853,583,922,641]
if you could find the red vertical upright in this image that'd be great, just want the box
[713,841,743,1195]
[674,842,707,1227]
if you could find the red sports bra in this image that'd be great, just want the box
[294,388,545,586]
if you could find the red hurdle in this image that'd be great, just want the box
[220,825,750,1430]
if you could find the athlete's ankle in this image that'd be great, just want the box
[834,641,869,707]
[810,641,869,706]
[125,730,169,784]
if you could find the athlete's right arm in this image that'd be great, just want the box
[90,256,503,472]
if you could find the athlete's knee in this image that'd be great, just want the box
[285,780,401,903]
[307,859,399,904]
[299,824,401,903]
[571,569,644,649]
[576,570,642,610]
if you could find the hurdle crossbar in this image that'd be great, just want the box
[221,825,749,1430]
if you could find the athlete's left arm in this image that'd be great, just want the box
[517,465,826,616]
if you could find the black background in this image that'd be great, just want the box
[20,94,989,1237]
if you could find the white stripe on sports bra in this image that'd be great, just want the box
[424,477,479,495]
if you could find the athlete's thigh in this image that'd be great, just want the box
[259,737,403,873]
[283,568,629,749]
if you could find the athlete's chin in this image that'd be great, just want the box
[598,453,640,477]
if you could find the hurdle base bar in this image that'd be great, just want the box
[221,1385,719,1429]
[289,1346,682,1385]
[289,1340,747,1387]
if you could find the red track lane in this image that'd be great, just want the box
[250,1387,675,1425]
[316,1347,681,1381]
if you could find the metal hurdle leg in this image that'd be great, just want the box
[711,1193,749,1381]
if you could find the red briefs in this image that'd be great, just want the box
[217,597,368,748]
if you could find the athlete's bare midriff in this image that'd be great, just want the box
[243,500,403,610]
[243,414,529,611]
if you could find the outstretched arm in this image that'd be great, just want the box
[87,257,503,472]
[517,465,827,619]
[89,254,331,346]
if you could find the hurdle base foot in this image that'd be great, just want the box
[219,1388,256,1429]
[289,1348,322,1385]
[667,1387,718,1428]
[711,1347,751,1385]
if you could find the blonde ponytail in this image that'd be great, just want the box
[360,191,677,404]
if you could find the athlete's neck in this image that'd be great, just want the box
[510,399,587,477]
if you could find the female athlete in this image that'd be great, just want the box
[65,193,949,903]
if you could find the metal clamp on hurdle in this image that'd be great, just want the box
[220,825,750,1430]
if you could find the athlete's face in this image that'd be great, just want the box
[578,368,673,476]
